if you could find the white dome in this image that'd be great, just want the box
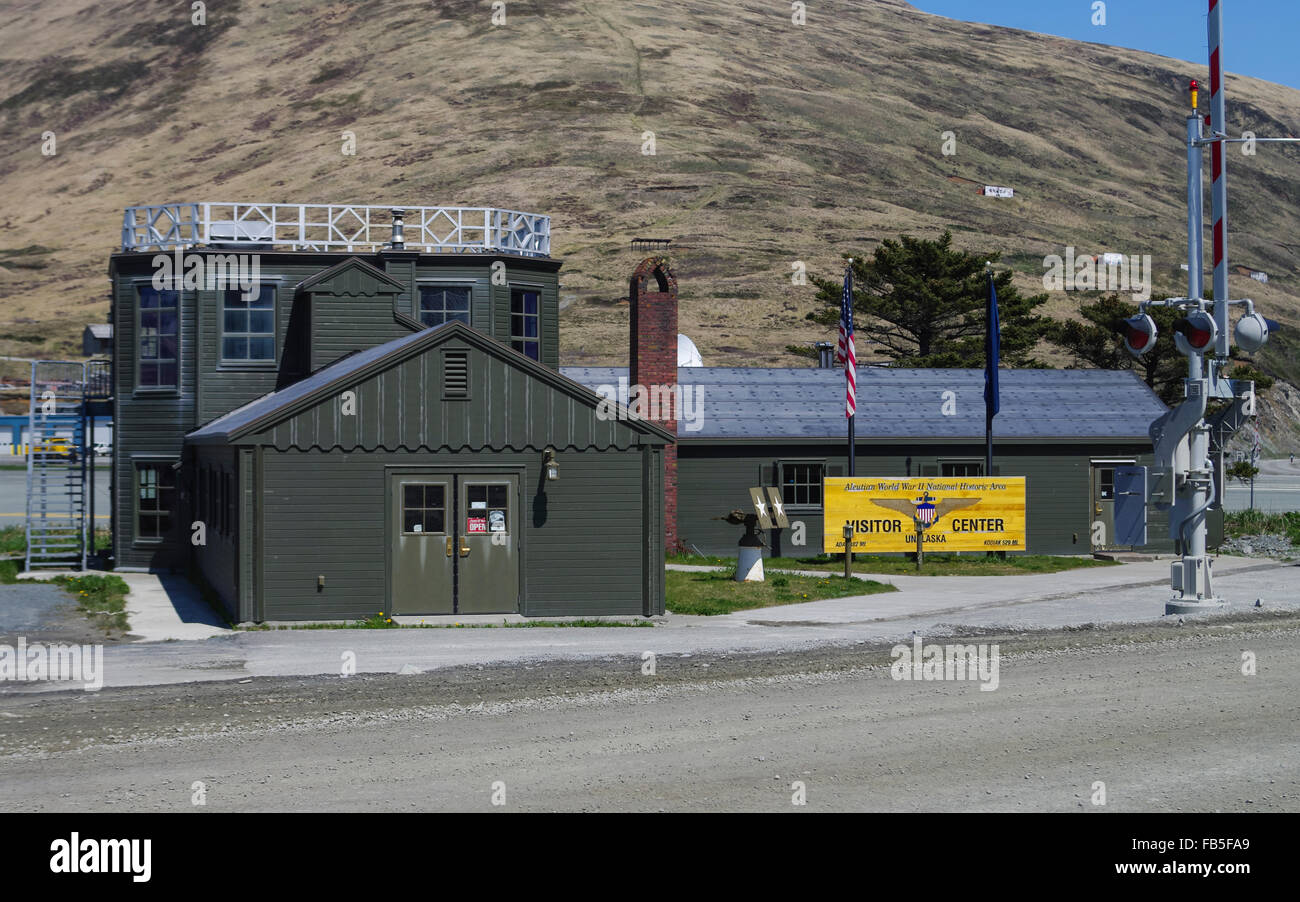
[677,334,704,367]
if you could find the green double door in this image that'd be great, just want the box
[389,472,520,615]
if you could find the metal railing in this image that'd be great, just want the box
[84,358,112,401]
[26,361,90,571]
[121,202,551,257]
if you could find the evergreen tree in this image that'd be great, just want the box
[798,231,1051,368]
[1047,294,1187,406]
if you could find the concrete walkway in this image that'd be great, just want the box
[117,572,230,642]
[667,555,1280,625]
[13,570,229,642]
[5,554,1295,692]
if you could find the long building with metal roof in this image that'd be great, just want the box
[561,367,1168,443]
[559,362,1178,558]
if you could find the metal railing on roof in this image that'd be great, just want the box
[120,202,551,257]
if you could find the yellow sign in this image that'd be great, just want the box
[823,477,1027,553]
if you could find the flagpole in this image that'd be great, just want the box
[846,259,855,479]
[984,264,995,479]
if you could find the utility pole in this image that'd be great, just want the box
[1122,0,1290,614]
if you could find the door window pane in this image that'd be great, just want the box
[465,484,508,535]
[402,483,446,534]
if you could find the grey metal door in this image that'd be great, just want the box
[1091,465,1118,551]
[457,476,519,614]
[390,475,454,615]
[1113,466,1149,547]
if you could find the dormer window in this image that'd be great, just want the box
[222,284,275,363]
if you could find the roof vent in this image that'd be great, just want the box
[443,351,469,398]
[814,341,835,368]
[389,208,405,250]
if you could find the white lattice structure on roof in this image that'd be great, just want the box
[121,202,551,257]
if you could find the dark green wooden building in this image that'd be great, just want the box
[108,203,669,620]
[186,321,669,621]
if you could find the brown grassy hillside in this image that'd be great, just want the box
[2,0,1299,389]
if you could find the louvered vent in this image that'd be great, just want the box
[443,351,469,398]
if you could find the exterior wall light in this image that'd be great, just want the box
[543,448,559,481]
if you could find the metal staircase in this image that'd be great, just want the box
[25,361,91,571]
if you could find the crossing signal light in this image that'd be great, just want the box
[1174,310,1218,355]
[1122,314,1158,357]
[1234,312,1273,353]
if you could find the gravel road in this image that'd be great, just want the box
[1,613,1296,812]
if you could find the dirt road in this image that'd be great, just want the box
[1,614,1297,812]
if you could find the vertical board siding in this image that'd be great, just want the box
[263,341,650,452]
[192,445,239,618]
[258,449,650,620]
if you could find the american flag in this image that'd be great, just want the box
[837,266,856,418]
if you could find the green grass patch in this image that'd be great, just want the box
[0,525,111,553]
[52,573,130,634]
[668,552,1119,576]
[0,525,25,556]
[1224,510,1300,545]
[666,568,892,616]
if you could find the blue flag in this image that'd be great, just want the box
[984,273,1000,419]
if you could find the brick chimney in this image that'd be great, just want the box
[629,256,678,551]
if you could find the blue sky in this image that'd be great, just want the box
[910,1,1300,90]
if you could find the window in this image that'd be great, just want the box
[780,462,824,507]
[418,286,471,328]
[137,285,179,389]
[941,461,985,478]
[1098,468,1115,500]
[222,284,275,363]
[135,462,176,541]
[403,484,446,534]
[510,289,540,360]
[466,484,510,536]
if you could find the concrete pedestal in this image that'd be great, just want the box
[1166,597,1226,615]
[736,546,764,582]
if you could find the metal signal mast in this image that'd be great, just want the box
[1122,0,1291,614]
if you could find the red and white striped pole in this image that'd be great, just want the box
[1208,0,1230,355]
